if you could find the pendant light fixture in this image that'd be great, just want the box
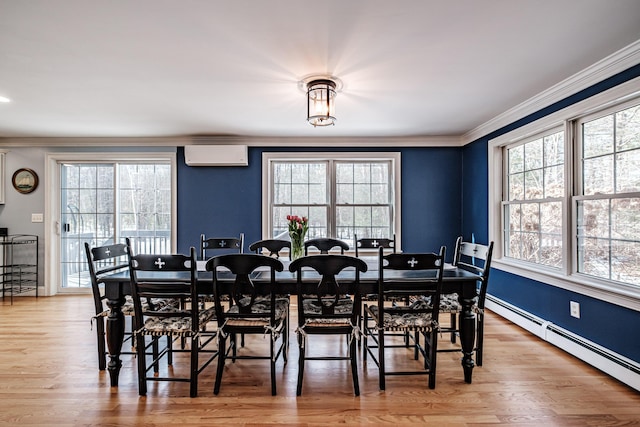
[302,75,342,127]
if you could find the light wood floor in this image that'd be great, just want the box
[1,295,639,426]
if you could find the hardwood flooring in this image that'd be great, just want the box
[1,295,639,426]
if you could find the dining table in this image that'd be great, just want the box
[101,255,482,388]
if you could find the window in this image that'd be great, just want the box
[576,102,640,284]
[489,80,640,302]
[504,129,564,267]
[263,152,400,248]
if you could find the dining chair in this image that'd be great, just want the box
[84,241,134,371]
[354,234,396,257]
[199,233,244,260]
[84,241,179,370]
[288,254,368,396]
[354,234,403,344]
[304,237,349,255]
[435,236,493,366]
[198,233,245,321]
[249,238,291,259]
[249,238,293,335]
[363,246,446,390]
[127,241,218,397]
[206,253,287,395]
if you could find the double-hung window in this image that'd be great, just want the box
[576,100,640,284]
[489,80,640,302]
[262,152,400,248]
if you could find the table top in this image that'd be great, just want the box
[104,256,480,291]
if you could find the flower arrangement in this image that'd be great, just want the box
[287,214,308,260]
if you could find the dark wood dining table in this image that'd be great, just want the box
[101,256,482,388]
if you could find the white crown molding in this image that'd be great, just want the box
[0,136,191,147]
[0,135,464,148]
[462,39,640,144]
[191,135,464,147]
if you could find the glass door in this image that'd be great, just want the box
[61,163,116,288]
[59,162,173,289]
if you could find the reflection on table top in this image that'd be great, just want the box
[106,256,478,286]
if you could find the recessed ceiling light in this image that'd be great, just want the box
[0,96,10,103]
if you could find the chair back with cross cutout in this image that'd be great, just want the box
[354,234,396,257]
[200,233,244,260]
[127,241,200,330]
[85,241,129,317]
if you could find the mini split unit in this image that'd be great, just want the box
[184,145,248,166]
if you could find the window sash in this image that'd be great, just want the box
[502,127,565,268]
[573,100,640,284]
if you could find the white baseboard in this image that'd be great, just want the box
[486,295,640,391]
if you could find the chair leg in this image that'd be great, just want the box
[270,336,277,396]
[350,333,359,396]
[136,332,147,396]
[428,330,438,389]
[283,310,289,364]
[214,334,226,395]
[378,329,385,390]
[231,334,238,362]
[96,318,107,371]
[476,313,484,366]
[450,313,457,343]
[296,334,305,396]
[152,337,160,373]
[363,307,369,361]
[190,335,199,398]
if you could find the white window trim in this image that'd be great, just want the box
[489,76,640,311]
[262,152,402,252]
[44,151,177,296]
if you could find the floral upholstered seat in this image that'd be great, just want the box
[367,298,437,332]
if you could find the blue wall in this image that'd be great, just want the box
[177,146,463,260]
[461,64,640,362]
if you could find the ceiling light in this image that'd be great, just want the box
[303,76,342,127]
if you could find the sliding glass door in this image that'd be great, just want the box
[60,161,172,289]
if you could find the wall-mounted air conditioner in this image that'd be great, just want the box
[184,145,248,166]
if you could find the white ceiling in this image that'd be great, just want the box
[1,0,640,141]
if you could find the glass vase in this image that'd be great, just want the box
[290,234,304,260]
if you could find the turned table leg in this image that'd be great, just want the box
[105,295,125,387]
[458,293,476,383]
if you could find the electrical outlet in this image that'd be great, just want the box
[31,213,44,223]
[570,301,580,318]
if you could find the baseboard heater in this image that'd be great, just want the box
[485,295,640,391]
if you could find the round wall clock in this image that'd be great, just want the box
[12,168,39,194]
